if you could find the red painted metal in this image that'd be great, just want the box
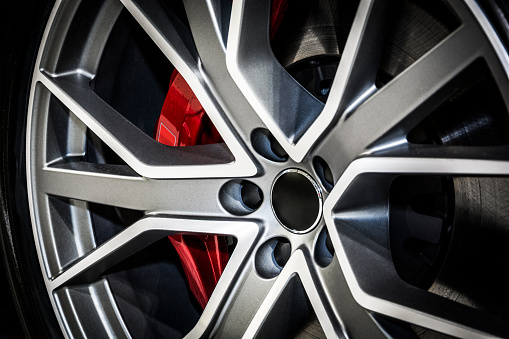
[155,70,222,147]
[270,0,288,39]
[168,235,229,310]
[155,0,288,309]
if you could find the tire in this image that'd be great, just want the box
[2,0,509,338]
[1,0,63,338]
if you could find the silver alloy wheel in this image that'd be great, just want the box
[26,0,509,337]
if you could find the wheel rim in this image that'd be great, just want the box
[26,0,509,337]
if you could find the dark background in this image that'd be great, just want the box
[0,265,24,338]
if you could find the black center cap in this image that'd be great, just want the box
[271,169,323,233]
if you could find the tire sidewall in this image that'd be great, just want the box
[0,0,62,337]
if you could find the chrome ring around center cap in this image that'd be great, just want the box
[271,169,323,234]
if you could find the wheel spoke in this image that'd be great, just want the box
[49,217,259,292]
[319,256,388,338]
[243,250,344,338]
[39,162,233,217]
[227,0,324,152]
[327,217,509,337]
[228,0,392,162]
[187,262,274,338]
[182,0,266,138]
[117,0,258,178]
[182,0,229,56]
[295,0,387,159]
[38,163,143,211]
[120,0,199,75]
[49,216,260,339]
[325,158,509,201]
[324,156,509,337]
[36,73,246,178]
[370,143,509,162]
[322,0,387,117]
[317,23,484,177]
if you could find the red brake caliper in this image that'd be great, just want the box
[155,0,287,310]
[155,70,227,310]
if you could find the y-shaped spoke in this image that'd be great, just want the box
[38,163,230,216]
[182,0,267,139]
[323,157,509,337]
[228,0,389,162]
[227,0,324,149]
[317,20,485,179]
[36,74,235,178]
[49,216,259,299]
[119,0,257,177]
[296,0,388,160]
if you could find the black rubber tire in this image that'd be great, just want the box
[0,0,62,337]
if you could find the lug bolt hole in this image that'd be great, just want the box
[219,180,263,216]
[274,240,291,268]
[315,227,334,267]
[256,238,291,278]
[251,128,288,162]
[313,156,334,192]
[241,183,263,210]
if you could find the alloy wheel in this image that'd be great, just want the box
[25,0,509,337]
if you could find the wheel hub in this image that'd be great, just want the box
[271,169,323,233]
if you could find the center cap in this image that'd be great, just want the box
[271,169,323,233]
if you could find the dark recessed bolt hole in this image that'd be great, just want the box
[325,230,334,256]
[256,238,290,279]
[320,79,332,96]
[315,227,334,267]
[286,56,340,103]
[268,133,287,159]
[274,240,291,268]
[251,128,288,162]
[241,182,263,210]
[313,157,334,191]
[220,180,263,216]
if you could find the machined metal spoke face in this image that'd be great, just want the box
[26,0,509,337]
[49,216,260,338]
[39,74,232,171]
[181,0,267,138]
[326,0,386,119]
[228,0,325,151]
[244,250,346,338]
[119,0,257,178]
[288,0,388,161]
[182,0,228,60]
[323,157,509,337]
[39,164,231,215]
[317,17,487,178]
[121,0,200,69]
